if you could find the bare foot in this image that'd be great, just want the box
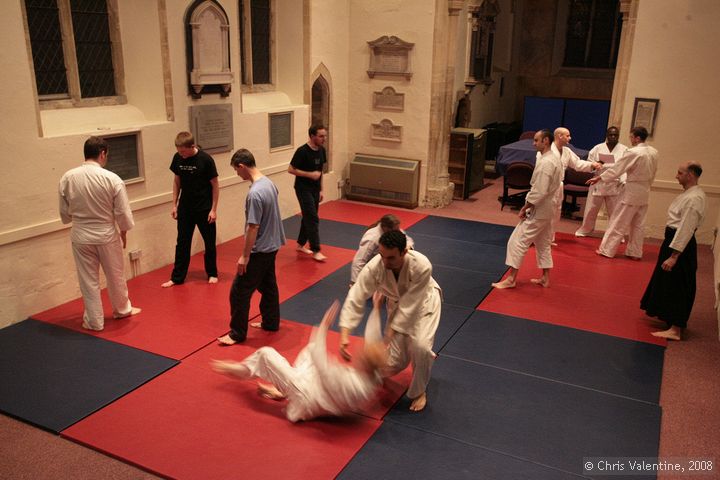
[217,334,239,346]
[491,278,516,289]
[257,382,286,400]
[161,280,175,288]
[596,249,612,258]
[81,322,103,331]
[651,328,682,341]
[530,277,550,288]
[211,359,239,374]
[624,255,641,261]
[208,276,218,284]
[115,307,142,319]
[249,321,262,329]
[312,252,327,262]
[296,245,313,255]
[409,392,427,412]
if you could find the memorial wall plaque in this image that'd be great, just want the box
[371,119,402,142]
[269,112,293,150]
[367,35,414,80]
[104,133,141,181]
[190,104,233,153]
[373,86,405,111]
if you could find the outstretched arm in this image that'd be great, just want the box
[309,300,340,372]
[365,292,384,345]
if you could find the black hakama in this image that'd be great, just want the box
[640,226,697,328]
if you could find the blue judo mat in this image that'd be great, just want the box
[0,319,178,433]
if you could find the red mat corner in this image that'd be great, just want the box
[482,232,665,345]
[62,356,382,480]
[316,200,427,228]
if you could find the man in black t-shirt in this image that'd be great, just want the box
[288,124,327,262]
[162,131,220,287]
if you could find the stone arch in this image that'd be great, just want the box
[310,63,332,170]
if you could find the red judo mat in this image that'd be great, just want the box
[62,321,409,480]
[316,200,427,228]
[481,232,665,345]
[33,242,356,359]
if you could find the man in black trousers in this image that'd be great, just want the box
[288,124,327,262]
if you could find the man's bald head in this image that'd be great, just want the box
[554,128,571,147]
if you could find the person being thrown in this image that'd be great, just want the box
[211,296,387,422]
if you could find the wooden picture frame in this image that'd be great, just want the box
[631,98,659,136]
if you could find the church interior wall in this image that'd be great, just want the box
[620,0,719,245]
[2,0,719,328]
[307,0,351,195]
[455,0,522,129]
[515,0,614,114]
[0,0,311,327]
[346,0,436,197]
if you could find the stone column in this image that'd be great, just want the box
[608,0,639,130]
[423,0,465,208]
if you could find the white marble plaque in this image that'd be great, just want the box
[190,104,233,153]
[367,36,414,79]
[373,86,405,111]
[371,119,402,142]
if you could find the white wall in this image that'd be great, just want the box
[0,0,309,327]
[347,0,435,187]
[622,0,720,244]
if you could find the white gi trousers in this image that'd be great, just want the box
[505,216,554,270]
[598,203,648,258]
[72,237,132,330]
[232,346,307,398]
[384,287,441,399]
[550,182,563,240]
[576,193,620,235]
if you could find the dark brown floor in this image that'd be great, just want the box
[2,180,718,479]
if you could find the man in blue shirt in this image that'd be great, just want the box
[218,149,286,345]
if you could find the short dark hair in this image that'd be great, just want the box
[84,136,108,159]
[379,214,400,231]
[309,124,326,137]
[687,163,703,178]
[631,126,648,141]
[539,129,553,144]
[379,230,407,252]
[230,148,256,167]
[607,126,619,134]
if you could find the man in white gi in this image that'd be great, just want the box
[575,126,628,237]
[59,136,140,331]
[349,214,414,287]
[588,126,658,259]
[549,127,601,242]
[212,299,387,422]
[339,230,441,412]
[492,129,563,289]
[641,162,705,341]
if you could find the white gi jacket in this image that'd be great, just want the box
[340,250,439,336]
[350,225,414,284]
[587,142,628,196]
[600,143,658,206]
[667,185,706,252]
[59,161,134,243]
[551,142,595,172]
[527,150,564,220]
[284,316,382,422]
